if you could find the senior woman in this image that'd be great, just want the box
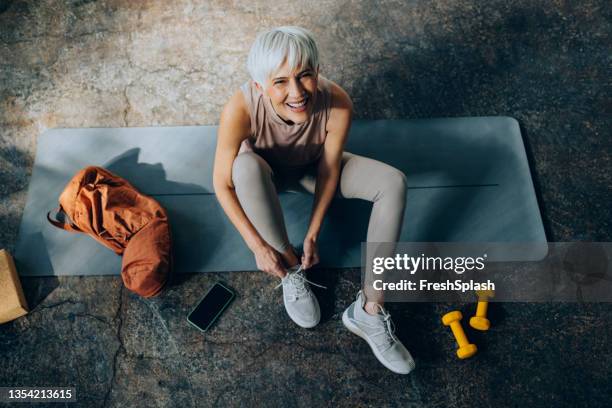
[213,26,414,374]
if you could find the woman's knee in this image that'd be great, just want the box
[380,168,408,199]
[231,152,272,186]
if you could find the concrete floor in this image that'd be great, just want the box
[1,0,611,407]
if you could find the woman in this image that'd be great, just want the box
[213,26,414,374]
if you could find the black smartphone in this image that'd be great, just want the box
[187,282,235,332]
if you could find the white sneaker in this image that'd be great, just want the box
[342,291,415,374]
[276,264,323,328]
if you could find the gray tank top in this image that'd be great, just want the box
[238,75,333,167]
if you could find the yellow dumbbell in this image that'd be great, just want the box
[469,290,495,331]
[442,311,477,359]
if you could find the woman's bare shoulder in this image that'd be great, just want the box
[217,88,251,150]
[221,88,250,129]
[323,77,353,135]
[323,77,353,110]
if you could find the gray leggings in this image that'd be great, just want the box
[232,151,407,257]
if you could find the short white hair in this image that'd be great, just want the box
[246,26,319,88]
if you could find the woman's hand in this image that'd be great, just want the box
[301,236,320,269]
[253,243,287,278]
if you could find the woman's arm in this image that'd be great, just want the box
[305,83,354,241]
[212,90,267,253]
[213,91,294,278]
[213,91,288,278]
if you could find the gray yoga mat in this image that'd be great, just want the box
[15,117,547,276]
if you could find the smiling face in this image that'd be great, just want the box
[255,60,319,125]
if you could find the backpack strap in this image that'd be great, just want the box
[47,206,82,233]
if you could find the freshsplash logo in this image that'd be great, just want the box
[372,253,488,275]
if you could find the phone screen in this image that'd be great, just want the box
[187,283,235,332]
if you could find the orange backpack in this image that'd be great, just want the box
[47,166,172,297]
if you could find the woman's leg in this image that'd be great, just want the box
[232,151,299,267]
[298,153,414,372]
[337,152,407,242]
[298,152,408,307]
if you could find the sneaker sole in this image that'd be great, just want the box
[342,309,415,375]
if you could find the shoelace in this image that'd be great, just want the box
[376,305,399,348]
[355,304,399,352]
[275,265,327,299]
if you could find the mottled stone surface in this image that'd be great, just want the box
[0,0,610,407]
